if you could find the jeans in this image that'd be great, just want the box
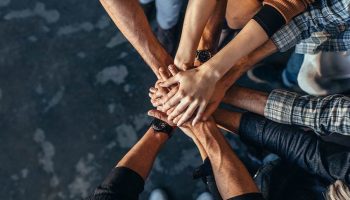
[139,0,183,29]
[282,52,304,87]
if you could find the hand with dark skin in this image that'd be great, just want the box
[148,109,260,199]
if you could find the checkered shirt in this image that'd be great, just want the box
[271,0,350,54]
[264,89,350,136]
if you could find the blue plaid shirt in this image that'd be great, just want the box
[271,0,350,54]
[264,89,350,136]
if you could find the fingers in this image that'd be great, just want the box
[147,109,175,126]
[192,101,209,126]
[159,67,170,81]
[162,91,183,111]
[159,87,178,107]
[177,101,199,126]
[168,65,179,76]
[159,75,179,88]
[202,102,219,121]
[172,114,183,125]
[168,98,191,121]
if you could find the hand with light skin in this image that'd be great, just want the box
[158,65,218,126]
[152,56,250,125]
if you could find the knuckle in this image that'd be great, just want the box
[178,90,185,97]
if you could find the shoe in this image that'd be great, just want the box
[156,23,179,56]
[196,192,214,200]
[149,188,168,200]
[246,63,285,88]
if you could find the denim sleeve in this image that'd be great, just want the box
[85,167,144,200]
[239,112,350,185]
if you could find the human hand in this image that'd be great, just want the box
[147,109,196,139]
[159,65,219,126]
[149,65,179,110]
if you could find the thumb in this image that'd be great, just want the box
[159,75,178,87]
[202,103,217,121]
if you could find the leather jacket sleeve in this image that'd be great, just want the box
[239,112,350,185]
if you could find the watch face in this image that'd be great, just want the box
[198,51,212,63]
[152,119,167,131]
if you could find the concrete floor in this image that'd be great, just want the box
[0,1,297,200]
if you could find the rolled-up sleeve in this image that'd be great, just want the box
[264,89,350,136]
[239,112,350,184]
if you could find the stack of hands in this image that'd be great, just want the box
[149,59,238,126]
[148,63,225,127]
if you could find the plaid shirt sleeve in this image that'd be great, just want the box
[264,89,350,136]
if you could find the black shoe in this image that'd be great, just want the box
[156,23,179,56]
[140,2,155,21]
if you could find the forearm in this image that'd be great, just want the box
[202,19,269,81]
[197,0,227,52]
[212,109,242,133]
[192,120,259,199]
[212,39,277,99]
[175,0,218,67]
[180,127,208,160]
[100,0,172,78]
[223,86,268,116]
[117,128,168,180]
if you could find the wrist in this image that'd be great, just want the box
[200,63,221,83]
[175,52,196,69]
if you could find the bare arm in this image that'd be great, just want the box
[191,119,259,199]
[175,0,219,68]
[100,0,173,78]
[117,127,169,179]
[202,19,269,82]
[223,85,269,116]
[197,0,227,54]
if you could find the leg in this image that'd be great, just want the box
[282,52,304,88]
[155,0,183,30]
[226,0,261,29]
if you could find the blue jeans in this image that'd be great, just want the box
[139,0,183,29]
[282,52,304,87]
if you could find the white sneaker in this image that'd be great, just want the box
[149,188,168,200]
[196,192,214,200]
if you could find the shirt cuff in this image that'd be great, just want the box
[264,89,298,125]
[253,4,286,37]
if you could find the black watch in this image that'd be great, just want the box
[151,118,174,137]
[196,50,212,63]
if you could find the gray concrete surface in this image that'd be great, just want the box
[0,1,292,200]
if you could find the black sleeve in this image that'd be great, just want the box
[228,193,264,200]
[253,5,286,37]
[239,112,350,185]
[85,167,145,200]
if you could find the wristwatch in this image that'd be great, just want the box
[151,118,174,137]
[196,50,212,63]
